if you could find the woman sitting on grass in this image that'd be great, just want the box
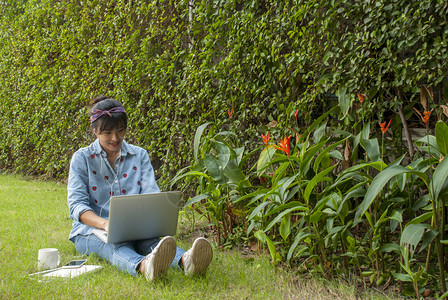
[67,96,213,280]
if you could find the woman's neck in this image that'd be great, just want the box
[107,151,120,169]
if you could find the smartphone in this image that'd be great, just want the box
[62,259,86,269]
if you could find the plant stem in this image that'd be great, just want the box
[414,281,420,300]
[425,242,432,271]
[397,104,415,159]
[313,222,327,274]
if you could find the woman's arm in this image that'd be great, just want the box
[139,150,161,194]
[79,210,109,231]
[68,151,108,231]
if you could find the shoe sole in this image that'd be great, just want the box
[147,236,176,280]
[190,238,213,275]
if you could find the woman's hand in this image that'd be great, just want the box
[103,219,109,232]
[80,210,109,231]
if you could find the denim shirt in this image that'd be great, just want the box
[67,139,160,240]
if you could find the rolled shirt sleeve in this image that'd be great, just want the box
[67,151,94,222]
[139,150,160,194]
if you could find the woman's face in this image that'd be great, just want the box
[93,124,126,157]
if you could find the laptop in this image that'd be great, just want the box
[92,191,181,243]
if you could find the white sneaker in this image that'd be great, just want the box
[182,237,213,275]
[144,236,176,281]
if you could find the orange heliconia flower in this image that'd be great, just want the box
[413,107,434,126]
[357,93,366,105]
[275,135,291,156]
[228,109,234,118]
[262,132,270,146]
[294,108,298,120]
[379,118,393,136]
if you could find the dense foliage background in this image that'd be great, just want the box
[0,0,446,185]
[2,0,448,297]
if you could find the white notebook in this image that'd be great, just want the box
[29,265,102,279]
[43,265,102,278]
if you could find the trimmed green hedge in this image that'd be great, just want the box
[0,0,446,187]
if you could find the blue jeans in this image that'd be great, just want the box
[71,235,186,276]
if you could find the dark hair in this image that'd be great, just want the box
[90,95,128,133]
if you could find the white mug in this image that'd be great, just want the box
[38,248,60,270]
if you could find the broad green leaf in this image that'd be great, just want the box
[415,134,440,158]
[326,225,343,237]
[264,206,308,231]
[248,201,271,220]
[337,87,350,117]
[314,136,349,174]
[400,224,429,251]
[287,231,311,261]
[326,218,335,233]
[170,170,210,184]
[389,210,403,223]
[415,134,437,149]
[313,120,327,144]
[272,161,291,186]
[380,243,401,254]
[255,230,278,263]
[215,131,237,138]
[254,230,267,243]
[265,234,278,263]
[342,186,366,203]
[337,161,387,180]
[215,141,230,169]
[310,211,323,224]
[346,235,356,249]
[247,221,258,236]
[351,124,370,161]
[392,272,413,282]
[319,153,331,170]
[300,138,330,175]
[204,154,226,184]
[234,146,245,165]
[185,193,210,207]
[421,229,438,252]
[355,166,428,220]
[326,192,342,211]
[244,191,271,206]
[304,164,337,204]
[436,121,448,156]
[194,122,211,162]
[429,154,448,201]
[277,175,298,201]
[222,160,246,184]
[279,213,291,241]
[264,201,308,217]
[329,149,343,160]
[406,211,433,226]
[360,138,380,162]
[364,211,374,229]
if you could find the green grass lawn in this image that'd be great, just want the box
[0,174,395,299]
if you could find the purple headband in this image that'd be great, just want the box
[90,106,126,123]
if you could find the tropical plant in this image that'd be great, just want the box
[357,120,448,297]
[171,122,256,246]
